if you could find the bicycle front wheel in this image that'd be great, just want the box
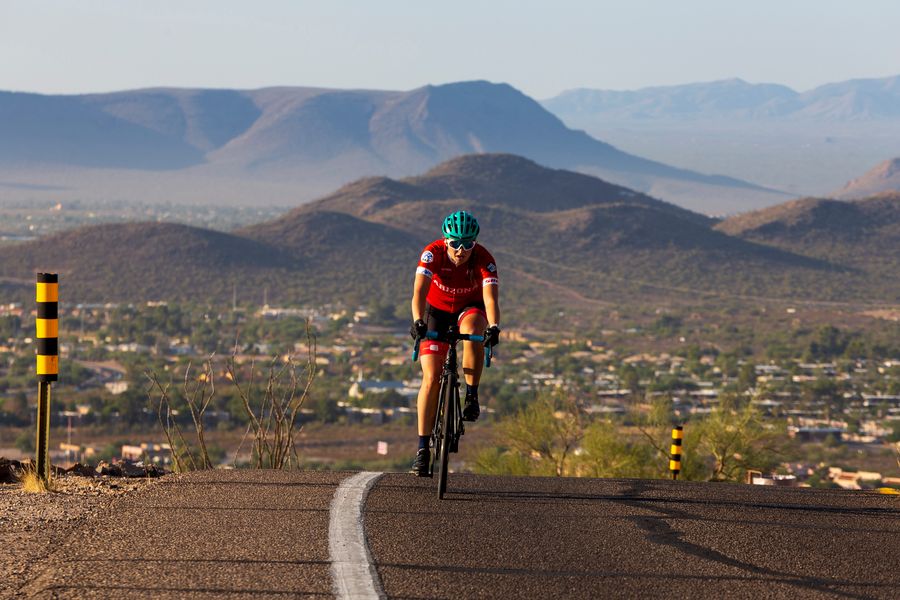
[430,393,444,479]
[437,377,455,499]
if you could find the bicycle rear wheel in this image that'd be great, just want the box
[437,376,456,499]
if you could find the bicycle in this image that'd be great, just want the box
[413,325,493,499]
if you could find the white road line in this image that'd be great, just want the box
[329,471,385,600]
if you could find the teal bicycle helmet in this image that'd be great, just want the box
[441,210,480,241]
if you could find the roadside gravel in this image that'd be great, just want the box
[0,474,161,599]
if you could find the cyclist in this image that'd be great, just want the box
[409,210,501,476]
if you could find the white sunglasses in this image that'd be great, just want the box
[446,239,476,251]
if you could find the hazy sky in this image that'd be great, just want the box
[2,1,899,99]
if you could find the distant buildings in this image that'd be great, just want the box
[828,467,888,490]
[788,426,844,442]
[121,442,172,465]
[347,370,419,401]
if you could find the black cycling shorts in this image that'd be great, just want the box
[420,302,486,357]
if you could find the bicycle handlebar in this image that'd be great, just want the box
[412,330,493,367]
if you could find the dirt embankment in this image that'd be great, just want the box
[0,473,160,599]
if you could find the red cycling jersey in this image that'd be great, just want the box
[415,239,499,313]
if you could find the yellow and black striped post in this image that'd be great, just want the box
[35,273,58,482]
[669,425,683,480]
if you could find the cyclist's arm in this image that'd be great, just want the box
[483,281,500,327]
[411,272,431,322]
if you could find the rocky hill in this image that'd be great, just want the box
[717,193,900,243]
[239,155,841,310]
[0,154,853,315]
[276,154,712,225]
[0,222,293,304]
[716,193,900,294]
[832,158,900,199]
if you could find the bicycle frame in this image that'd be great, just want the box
[433,341,460,497]
[413,326,492,499]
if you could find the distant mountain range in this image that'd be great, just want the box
[0,81,787,216]
[1,154,896,315]
[543,76,900,122]
[540,76,900,198]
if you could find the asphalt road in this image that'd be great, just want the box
[367,474,900,599]
[19,470,900,599]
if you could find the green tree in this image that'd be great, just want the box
[472,447,534,476]
[693,405,783,481]
[308,395,340,423]
[630,396,705,480]
[843,338,867,360]
[577,420,657,478]
[474,394,584,477]
[807,325,847,360]
[482,381,526,416]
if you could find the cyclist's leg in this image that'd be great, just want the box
[416,353,442,437]
[411,304,451,475]
[458,307,488,386]
[418,303,452,435]
[459,307,487,421]
[411,352,442,475]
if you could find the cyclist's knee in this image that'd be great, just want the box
[459,313,487,334]
[420,370,441,389]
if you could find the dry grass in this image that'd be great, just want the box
[19,470,54,494]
